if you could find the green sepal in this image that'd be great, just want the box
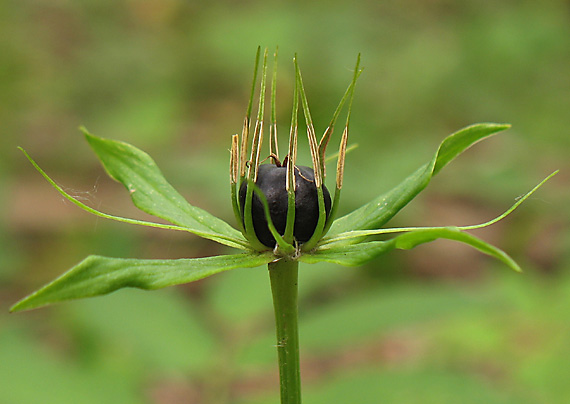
[11,253,274,312]
[302,227,520,272]
[327,123,511,239]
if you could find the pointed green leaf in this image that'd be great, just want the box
[303,227,520,272]
[19,147,248,250]
[327,123,511,239]
[82,128,247,247]
[321,170,557,246]
[11,253,273,312]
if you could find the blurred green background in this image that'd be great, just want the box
[1,0,569,403]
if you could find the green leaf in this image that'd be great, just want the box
[10,253,273,312]
[18,147,248,250]
[327,123,511,238]
[82,128,247,248]
[303,227,520,272]
[320,170,557,246]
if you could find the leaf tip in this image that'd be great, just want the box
[497,123,512,133]
[80,126,95,139]
[79,125,91,136]
[499,251,523,273]
[18,146,37,166]
[9,297,35,313]
[80,127,104,147]
[506,257,523,273]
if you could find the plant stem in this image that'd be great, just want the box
[268,259,302,404]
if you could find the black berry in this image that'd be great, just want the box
[239,164,332,248]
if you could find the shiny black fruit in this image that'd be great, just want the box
[239,164,331,248]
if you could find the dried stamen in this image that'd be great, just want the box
[240,47,261,179]
[269,48,280,164]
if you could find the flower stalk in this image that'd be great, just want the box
[269,258,302,404]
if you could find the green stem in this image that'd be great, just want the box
[268,259,302,404]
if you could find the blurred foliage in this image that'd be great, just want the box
[1,0,568,403]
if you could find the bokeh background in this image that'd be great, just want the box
[1,0,569,403]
